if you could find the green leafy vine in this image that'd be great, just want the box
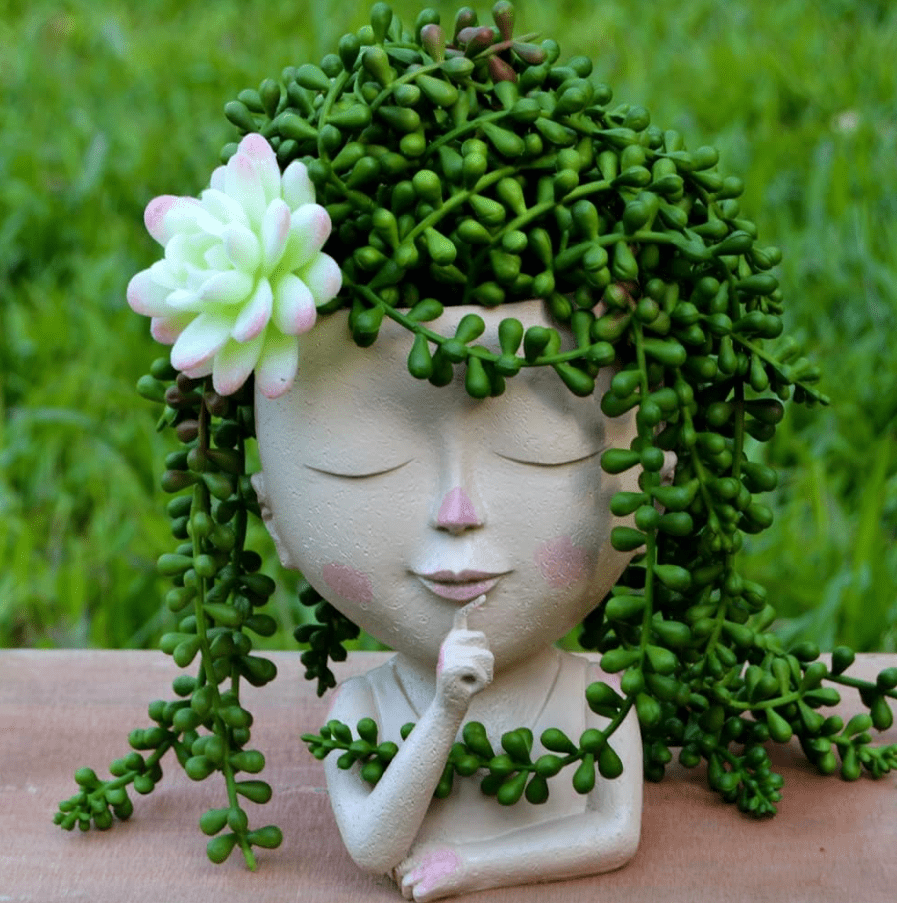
[56,0,897,868]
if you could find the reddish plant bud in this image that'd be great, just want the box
[164,385,185,407]
[492,1,515,42]
[459,26,495,57]
[512,41,546,65]
[420,24,446,62]
[176,372,200,393]
[175,419,200,443]
[453,7,478,41]
[488,54,517,83]
[203,390,229,418]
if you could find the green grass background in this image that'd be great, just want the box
[2,0,895,651]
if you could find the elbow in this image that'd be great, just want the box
[349,850,403,877]
[617,817,641,866]
[601,812,641,871]
[575,803,641,875]
[339,823,407,875]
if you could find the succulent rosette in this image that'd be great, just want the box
[127,133,341,398]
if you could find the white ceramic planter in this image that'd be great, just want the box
[254,299,644,900]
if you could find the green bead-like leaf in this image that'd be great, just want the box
[653,564,691,592]
[462,721,494,759]
[405,332,432,379]
[496,771,528,806]
[553,363,595,397]
[601,449,641,475]
[610,527,646,552]
[572,754,596,794]
[540,728,577,755]
[766,709,793,744]
[206,832,239,864]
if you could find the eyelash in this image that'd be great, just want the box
[304,461,412,479]
[494,450,603,468]
[305,449,601,478]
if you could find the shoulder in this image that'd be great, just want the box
[584,656,622,693]
[326,665,385,722]
[583,655,631,735]
[552,651,622,698]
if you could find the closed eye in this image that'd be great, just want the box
[493,449,603,467]
[303,460,413,479]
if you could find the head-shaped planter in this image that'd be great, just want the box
[111,1,847,897]
[252,300,646,894]
[254,301,647,671]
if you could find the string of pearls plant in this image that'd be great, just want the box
[57,1,897,868]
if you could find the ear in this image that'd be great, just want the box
[659,451,678,487]
[250,471,294,569]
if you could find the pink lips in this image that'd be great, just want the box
[417,570,503,602]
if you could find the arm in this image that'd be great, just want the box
[395,664,642,901]
[324,600,494,874]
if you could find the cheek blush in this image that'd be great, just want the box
[322,563,373,606]
[534,536,591,589]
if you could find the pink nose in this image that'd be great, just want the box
[437,487,480,530]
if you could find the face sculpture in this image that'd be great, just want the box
[253,299,645,900]
[254,300,641,672]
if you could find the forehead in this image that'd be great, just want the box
[256,302,621,461]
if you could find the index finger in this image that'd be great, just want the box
[453,595,486,631]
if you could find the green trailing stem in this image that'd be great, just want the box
[56,369,282,867]
[302,699,635,805]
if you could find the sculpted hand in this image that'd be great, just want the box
[394,844,466,902]
[435,596,494,711]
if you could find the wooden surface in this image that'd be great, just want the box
[1,649,895,902]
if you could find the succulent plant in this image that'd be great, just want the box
[57,1,897,869]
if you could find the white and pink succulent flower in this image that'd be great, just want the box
[127,134,341,398]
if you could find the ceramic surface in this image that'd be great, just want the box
[254,300,644,900]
